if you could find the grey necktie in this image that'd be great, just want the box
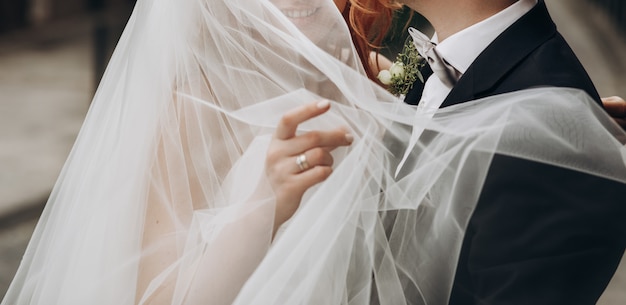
[408,27,462,88]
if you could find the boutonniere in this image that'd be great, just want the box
[377,38,426,96]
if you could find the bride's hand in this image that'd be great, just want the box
[266,100,353,232]
[602,96,626,129]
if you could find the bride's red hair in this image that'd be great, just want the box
[343,0,401,81]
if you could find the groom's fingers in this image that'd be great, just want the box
[602,96,626,130]
[603,96,626,118]
[275,100,331,140]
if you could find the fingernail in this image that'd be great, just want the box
[317,99,330,109]
[345,133,354,144]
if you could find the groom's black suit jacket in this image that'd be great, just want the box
[404,1,626,304]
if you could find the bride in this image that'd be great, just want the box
[3,0,626,304]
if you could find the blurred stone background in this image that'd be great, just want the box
[0,0,625,302]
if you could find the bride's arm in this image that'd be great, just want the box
[369,51,393,76]
[136,86,269,304]
[136,87,351,304]
[135,96,208,304]
[184,101,352,304]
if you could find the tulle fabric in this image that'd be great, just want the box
[3,0,626,305]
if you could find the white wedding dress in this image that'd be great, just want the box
[3,0,626,304]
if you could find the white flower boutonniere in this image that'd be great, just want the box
[377,38,426,96]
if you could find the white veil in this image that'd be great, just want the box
[3,0,626,304]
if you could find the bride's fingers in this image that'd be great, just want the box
[292,166,334,194]
[268,100,354,227]
[274,100,331,140]
[290,147,334,174]
[269,147,334,179]
[282,129,354,156]
[266,128,353,167]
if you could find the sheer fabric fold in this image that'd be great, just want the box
[3,0,626,305]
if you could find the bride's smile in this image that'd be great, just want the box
[280,7,320,19]
[279,6,322,28]
[270,0,341,42]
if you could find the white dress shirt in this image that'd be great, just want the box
[418,0,538,113]
[396,0,538,176]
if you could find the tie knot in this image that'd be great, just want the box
[408,27,462,88]
[408,27,435,58]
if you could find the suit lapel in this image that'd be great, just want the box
[441,0,557,108]
[404,64,432,105]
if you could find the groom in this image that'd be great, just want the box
[402,0,626,304]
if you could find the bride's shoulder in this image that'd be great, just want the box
[368,51,392,76]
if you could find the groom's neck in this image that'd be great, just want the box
[404,0,519,41]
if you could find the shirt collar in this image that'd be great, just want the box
[433,0,538,74]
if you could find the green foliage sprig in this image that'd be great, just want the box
[377,38,426,96]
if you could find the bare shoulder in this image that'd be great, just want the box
[368,52,393,75]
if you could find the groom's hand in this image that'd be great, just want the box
[266,100,353,232]
[602,96,626,129]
